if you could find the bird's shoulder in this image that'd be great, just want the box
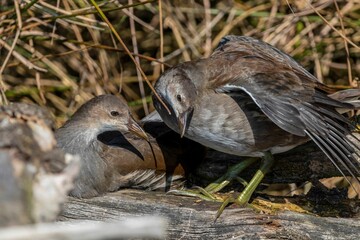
[204,35,318,94]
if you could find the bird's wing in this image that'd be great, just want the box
[209,35,360,179]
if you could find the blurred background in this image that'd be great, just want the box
[1,0,359,127]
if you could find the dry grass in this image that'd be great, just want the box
[0,0,359,127]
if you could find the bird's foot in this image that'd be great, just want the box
[215,152,274,220]
[168,187,222,202]
[215,187,254,220]
[204,157,258,193]
[169,154,274,221]
[168,157,258,201]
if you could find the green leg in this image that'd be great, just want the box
[169,157,259,201]
[204,157,258,193]
[216,152,274,219]
[236,152,274,205]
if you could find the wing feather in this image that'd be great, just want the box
[210,35,360,181]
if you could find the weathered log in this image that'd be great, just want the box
[59,190,360,239]
[0,103,79,226]
[0,217,166,240]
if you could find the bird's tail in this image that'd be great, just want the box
[328,89,360,111]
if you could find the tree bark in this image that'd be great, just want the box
[58,189,360,240]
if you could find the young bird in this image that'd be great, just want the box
[56,95,201,198]
[153,35,360,208]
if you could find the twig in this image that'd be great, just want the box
[89,0,171,114]
[333,0,354,87]
[163,6,228,62]
[212,4,270,49]
[203,0,212,58]
[306,0,360,50]
[0,0,23,105]
[0,39,48,72]
[158,0,164,73]
[305,18,323,83]
[119,4,158,33]
[165,17,191,61]
[28,38,46,104]
[128,0,149,115]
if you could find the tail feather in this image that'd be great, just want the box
[125,169,185,191]
[305,130,357,184]
[300,100,360,187]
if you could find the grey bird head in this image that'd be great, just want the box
[153,65,198,137]
[58,94,148,144]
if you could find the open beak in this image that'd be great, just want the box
[127,117,149,142]
[177,108,193,138]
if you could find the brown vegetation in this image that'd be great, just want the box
[1,0,359,126]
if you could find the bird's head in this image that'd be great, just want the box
[153,65,197,137]
[67,95,149,141]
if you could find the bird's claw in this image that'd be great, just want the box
[168,188,221,202]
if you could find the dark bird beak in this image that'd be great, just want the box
[177,108,193,138]
[127,117,149,141]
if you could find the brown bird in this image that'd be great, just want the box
[153,35,360,208]
[56,95,204,198]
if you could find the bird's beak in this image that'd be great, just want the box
[127,117,149,141]
[177,108,193,138]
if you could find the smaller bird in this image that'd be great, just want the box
[56,95,202,198]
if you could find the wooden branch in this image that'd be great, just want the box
[59,190,360,239]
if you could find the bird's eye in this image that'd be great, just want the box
[176,94,182,102]
[110,111,120,117]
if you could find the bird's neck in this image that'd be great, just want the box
[181,60,207,90]
[55,121,101,154]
